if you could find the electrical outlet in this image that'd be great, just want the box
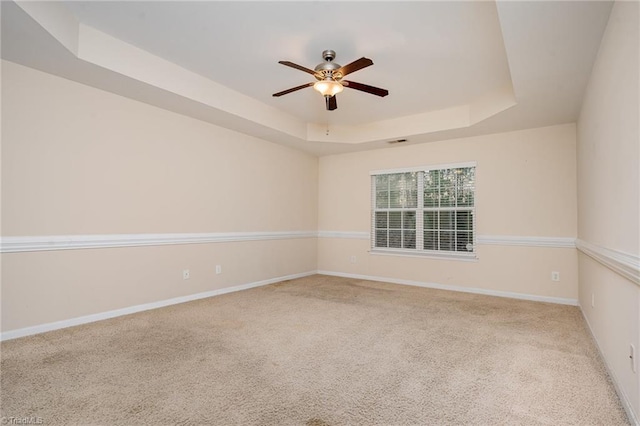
[182,269,190,280]
[350,256,357,264]
[215,265,222,274]
[631,344,636,373]
[551,271,560,282]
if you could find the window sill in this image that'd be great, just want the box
[369,248,478,262]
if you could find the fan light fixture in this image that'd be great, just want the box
[313,78,343,97]
[273,50,388,111]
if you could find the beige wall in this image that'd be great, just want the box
[318,124,578,300]
[2,62,318,235]
[576,0,639,420]
[1,60,318,332]
[1,239,317,332]
[1,8,638,419]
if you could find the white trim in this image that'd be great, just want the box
[318,231,576,249]
[477,235,576,248]
[317,270,578,306]
[370,161,477,176]
[317,231,369,240]
[1,268,579,341]
[370,248,478,262]
[579,306,639,425]
[0,271,316,341]
[0,232,582,253]
[576,239,640,286]
[0,231,317,253]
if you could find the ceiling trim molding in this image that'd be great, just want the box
[10,1,517,148]
[5,0,613,155]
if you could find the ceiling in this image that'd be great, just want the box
[1,1,613,156]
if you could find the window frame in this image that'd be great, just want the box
[370,162,477,261]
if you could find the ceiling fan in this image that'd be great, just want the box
[272,50,389,111]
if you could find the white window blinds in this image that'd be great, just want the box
[371,163,476,258]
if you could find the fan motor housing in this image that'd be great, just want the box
[315,49,341,74]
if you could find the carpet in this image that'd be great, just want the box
[0,274,630,425]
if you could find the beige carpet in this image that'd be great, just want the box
[1,275,629,425]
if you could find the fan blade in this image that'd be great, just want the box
[273,82,314,97]
[278,61,318,76]
[326,95,337,111]
[336,57,374,77]
[342,80,389,97]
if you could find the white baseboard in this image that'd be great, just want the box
[579,305,639,425]
[0,269,580,341]
[317,270,579,306]
[0,271,316,342]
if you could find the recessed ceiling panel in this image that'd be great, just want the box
[63,1,512,126]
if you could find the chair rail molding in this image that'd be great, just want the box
[318,231,576,249]
[1,232,581,253]
[317,231,369,240]
[0,231,317,253]
[476,235,576,248]
[575,239,640,285]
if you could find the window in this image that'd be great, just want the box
[371,163,476,259]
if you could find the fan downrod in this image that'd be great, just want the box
[322,49,336,62]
